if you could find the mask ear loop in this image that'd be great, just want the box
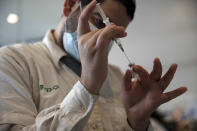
[65,3,81,33]
[79,2,83,12]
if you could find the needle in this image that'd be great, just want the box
[114,39,135,68]
[96,3,138,79]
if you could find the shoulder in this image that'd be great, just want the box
[0,42,47,59]
[0,42,50,75]
[0,42,50,66]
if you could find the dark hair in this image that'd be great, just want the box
[81,0,136,20]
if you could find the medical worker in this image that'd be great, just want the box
[0,0,187,130]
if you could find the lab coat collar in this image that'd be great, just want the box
[42,30,67,69]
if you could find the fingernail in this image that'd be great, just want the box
[92,0,97,4]
[181,87,188,93]
[126,70,130,76]
[154,58,159,63]
[124,32,127,36]
[173,64,178,68]
[133,66,137,72]
[183,87,188,92]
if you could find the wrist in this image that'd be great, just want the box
[80,78,100,95]
[128,117,150,131]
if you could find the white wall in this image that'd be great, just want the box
[0,0,65,45]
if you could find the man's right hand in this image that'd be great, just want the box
[77,0,127,95]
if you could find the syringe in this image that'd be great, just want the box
[96,3,138,78]
[114,39,135,68]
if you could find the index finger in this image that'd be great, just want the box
[77,0,97,37]
[133,65,149,86]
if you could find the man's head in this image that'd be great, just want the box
[62,0,136,33]
[80,0,136,26]
[54,0,136,52]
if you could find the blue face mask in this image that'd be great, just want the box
[63,31,80,62]
[63,23,113,62]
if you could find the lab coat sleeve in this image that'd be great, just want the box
[125,120,154,131]
[0,53,98,131]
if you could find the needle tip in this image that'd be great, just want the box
[128,63,135,68]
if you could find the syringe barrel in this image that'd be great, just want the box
[115,39,124,52]
[103,18,111,26]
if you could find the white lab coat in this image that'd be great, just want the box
[0,30,153,131]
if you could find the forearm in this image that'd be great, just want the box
[0,81,98,131]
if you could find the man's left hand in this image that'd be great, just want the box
[121,58,187,131]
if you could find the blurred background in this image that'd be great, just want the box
[110,0,197,110]
[0,0,197,130]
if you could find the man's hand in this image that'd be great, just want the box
[121,58,187,131]
[78,0,127,94]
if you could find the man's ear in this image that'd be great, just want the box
[63,0,79,17]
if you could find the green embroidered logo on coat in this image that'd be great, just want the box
[40,85,59,93]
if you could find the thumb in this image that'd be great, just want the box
[97,25,126,50]
[122,69,132,91]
